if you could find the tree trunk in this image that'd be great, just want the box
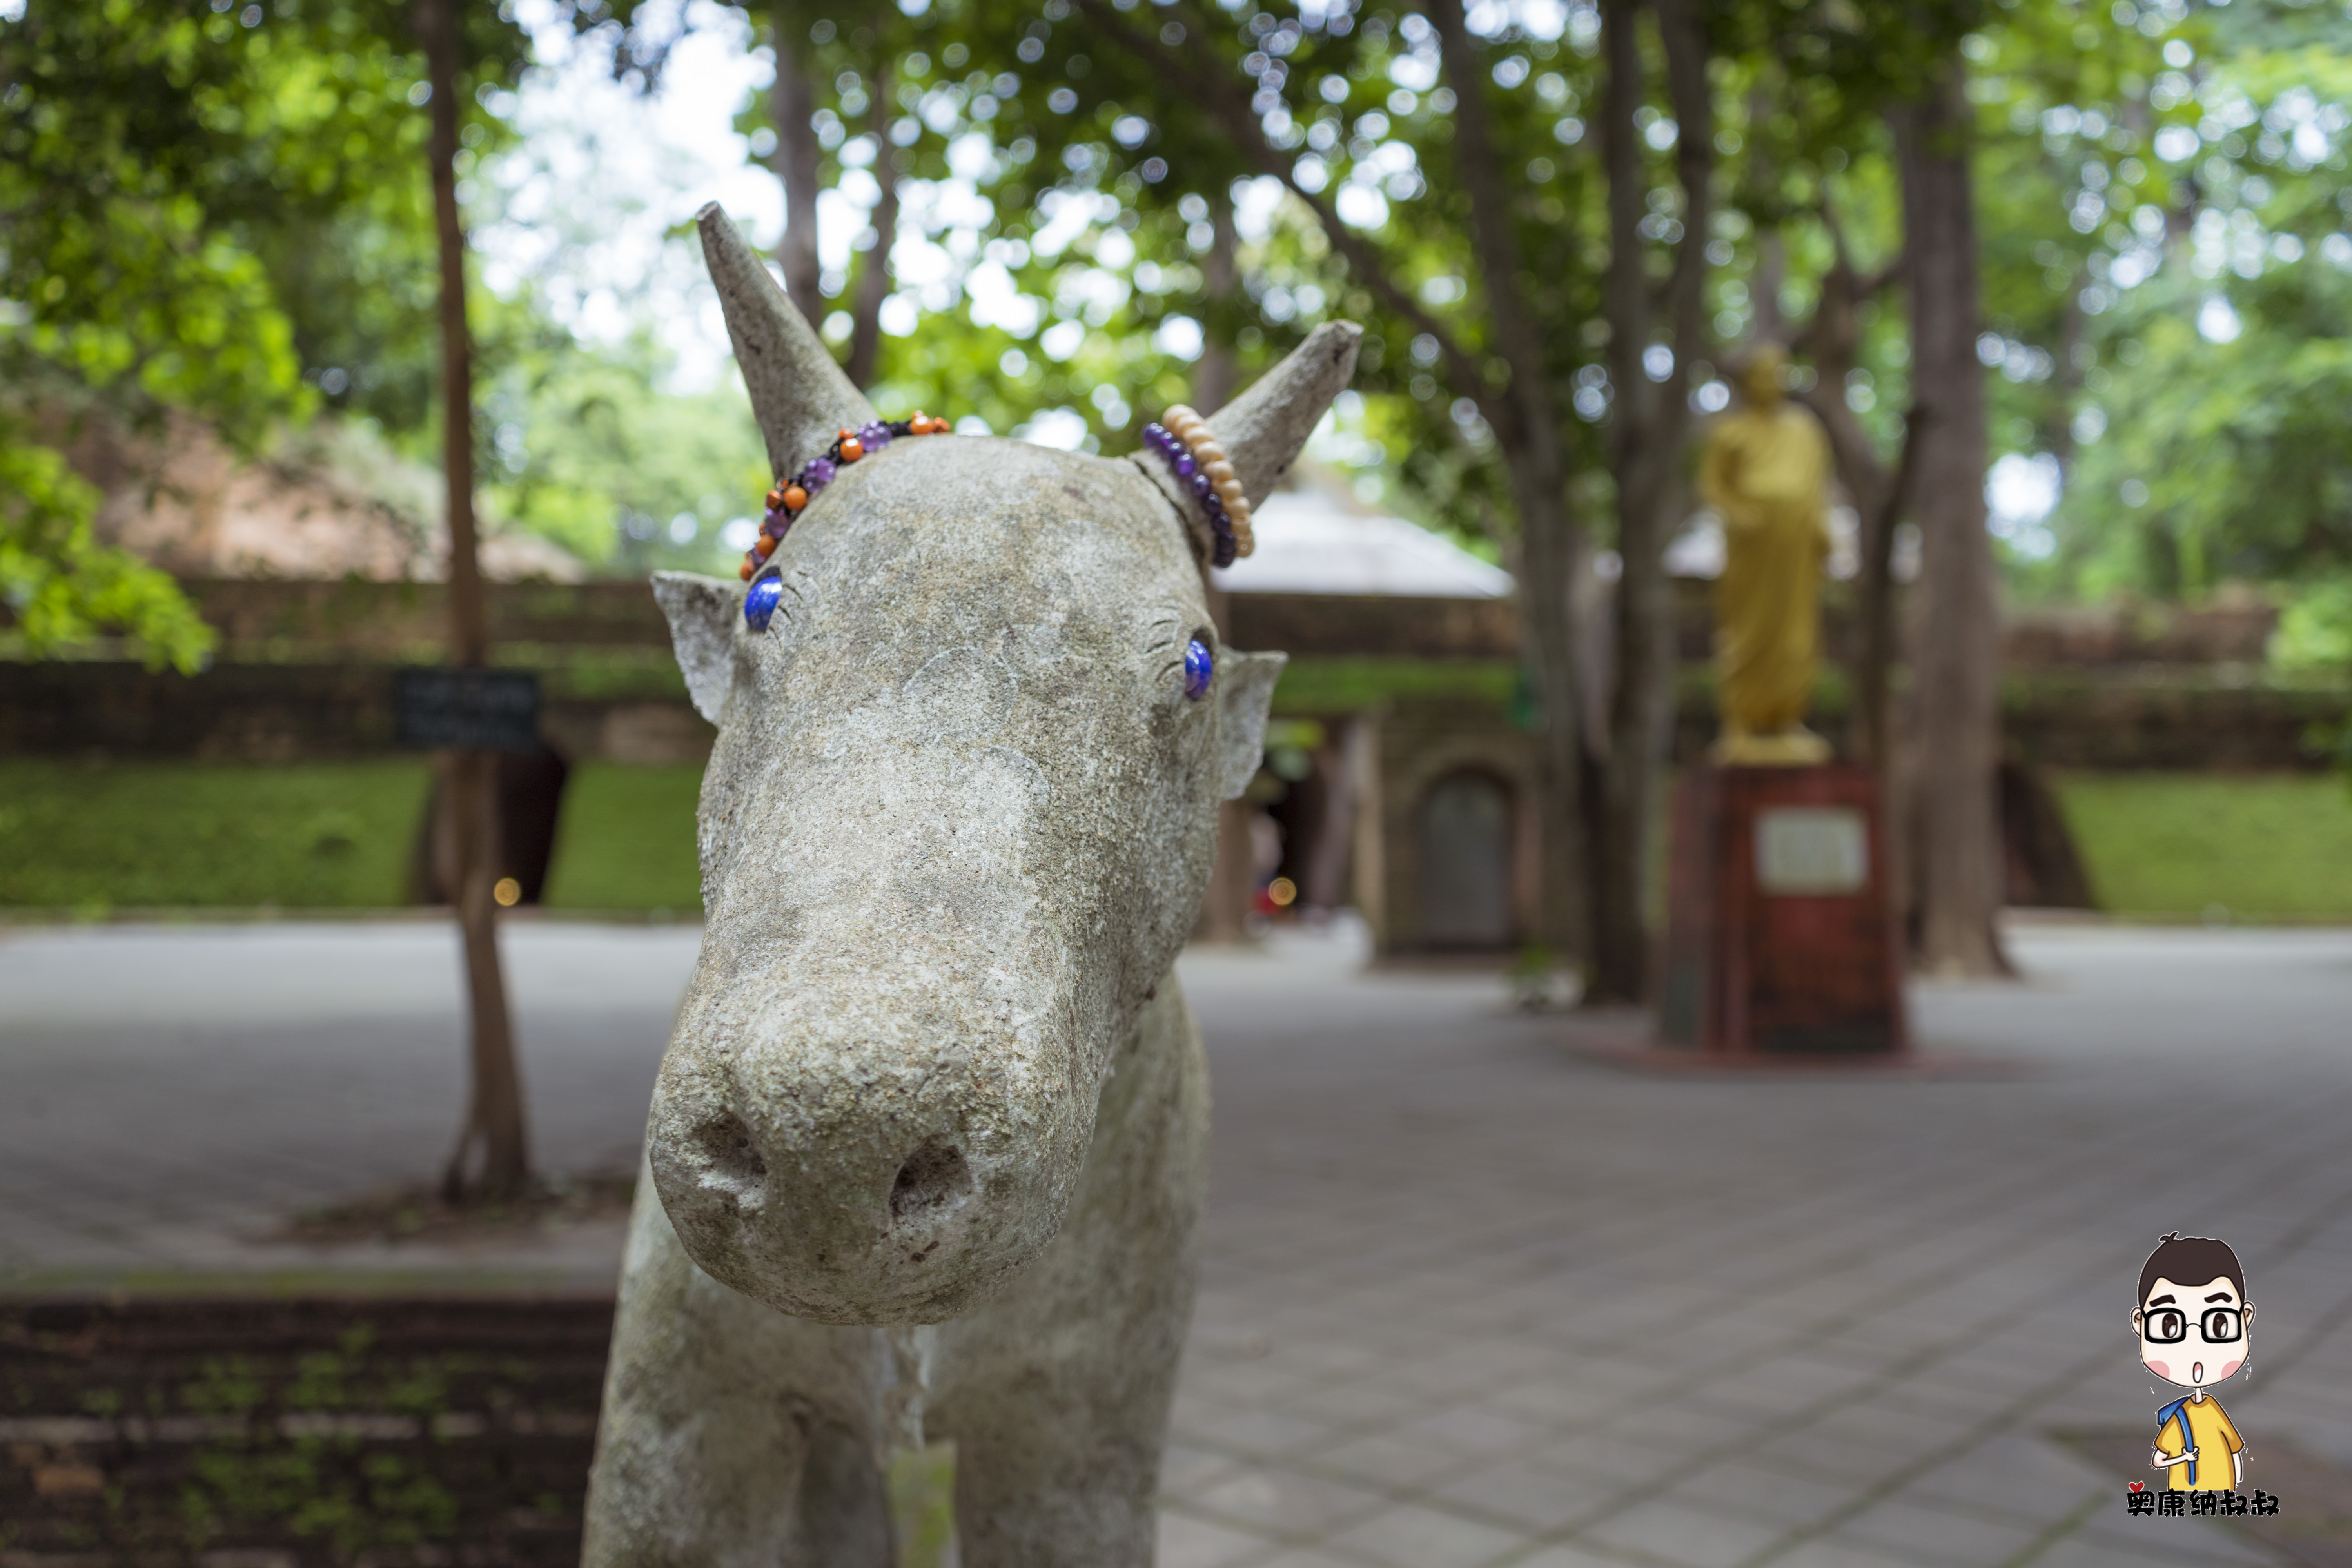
[771,3,824,321]
[1430,0,1592,968]
[1196,188,1240,416]
[1589,0,1711,1002]
[1193,190,1251,944]
[1791,240,1906,770]
[1893,62,2008,977]
[1510,457,1595,964]
[420,0,531,1203]
[845,61,900,389]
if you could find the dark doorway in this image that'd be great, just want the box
[408,744,570,906]
[1418,771,1514,948]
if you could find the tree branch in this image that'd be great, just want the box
[771,1,823,320]
[1655,0,1714,405]
[1601,0,1712,456]
[1788,201,1901,365]
[1428,0,1556,452]
[846,60,899,388]
[1074,0,1490,406]
[1599,0,1649,453]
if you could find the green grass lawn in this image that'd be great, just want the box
[0,759,433,911]
[6,760,2350,920]
[0,759,706,914]
[540,764,704,912]
[2054,771,2352,919]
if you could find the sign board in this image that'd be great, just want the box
[1754,806,1869,895]
[394,669,543,753]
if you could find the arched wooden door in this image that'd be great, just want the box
[1417,771,1515,948]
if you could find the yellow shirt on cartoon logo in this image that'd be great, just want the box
[2156,1395,2244,1491]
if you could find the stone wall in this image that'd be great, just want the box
[1,659,713,766]
[0,578,2336,771]
[10,575,2283,669]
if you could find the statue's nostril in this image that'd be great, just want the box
[693,1111,768,1205]
[890,1140,972,1220]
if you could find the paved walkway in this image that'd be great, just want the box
[0,918,698,1285]
[5,919,2351,1567]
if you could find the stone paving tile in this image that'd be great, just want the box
[1682,1355,1885,1418]
[1250,1550,1385,1568]
[1597,1401,1755,1458]
[2069,1517,2279,1566]
[1425,1461,1632,1534]
[1509,1548,1649,1568]
[1899,1431,2119,1516]
[1802,1403,1983,1463]
[1648,1459,1861,1532]
[1755,1428,1961,1494]
[1189,1364,1330,1410]
[1500,1360,1680,1411]
[1872,1375,2038,1426]
[1188,1466,1395,1539]
[1815,1495,2045,1566]
[1308,1430,1484,1491]
[1156,1506,1281,1568]
[1523,1430,1711,1490]
[1161,1441,1245,1502]
[1578,1498,1789,1568]
[1282,1379,1442,1430]
[1184,1408,1348,1458]
[1394,1402,1561,1457]
[1797,1533,1985,1568]
[1321,1502,1526,1568]
[2028,1537,2249,1568]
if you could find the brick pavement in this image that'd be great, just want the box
[4,920,2349,1566]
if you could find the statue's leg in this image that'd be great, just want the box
[793,1418,897,1567]
[933,979,1212,1568]
[583,1162,893,1567]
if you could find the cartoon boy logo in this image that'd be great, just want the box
[2134,1232,2252,1491]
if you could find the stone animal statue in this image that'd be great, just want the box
[581,202,1359,1566]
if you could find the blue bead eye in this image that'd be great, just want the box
[1183,637,1213,701]
[744,575,784,632]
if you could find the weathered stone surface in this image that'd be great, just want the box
[581,205,1359,1564]
[639,435,1268,1328]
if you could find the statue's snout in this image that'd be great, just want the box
[647,975,1089,1326]
[674,1096,977,1243]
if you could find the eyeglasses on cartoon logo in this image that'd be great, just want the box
[2124,1231,2281,1520]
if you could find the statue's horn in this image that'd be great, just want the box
[698,202,876,479]
[1201,321,1363,507]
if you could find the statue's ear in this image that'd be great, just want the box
[652,572,742,725]
[1216,649,1286,800]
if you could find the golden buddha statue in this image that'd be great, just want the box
[1697,344,1834,766]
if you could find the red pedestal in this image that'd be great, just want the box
[1659,764,1908,1057]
